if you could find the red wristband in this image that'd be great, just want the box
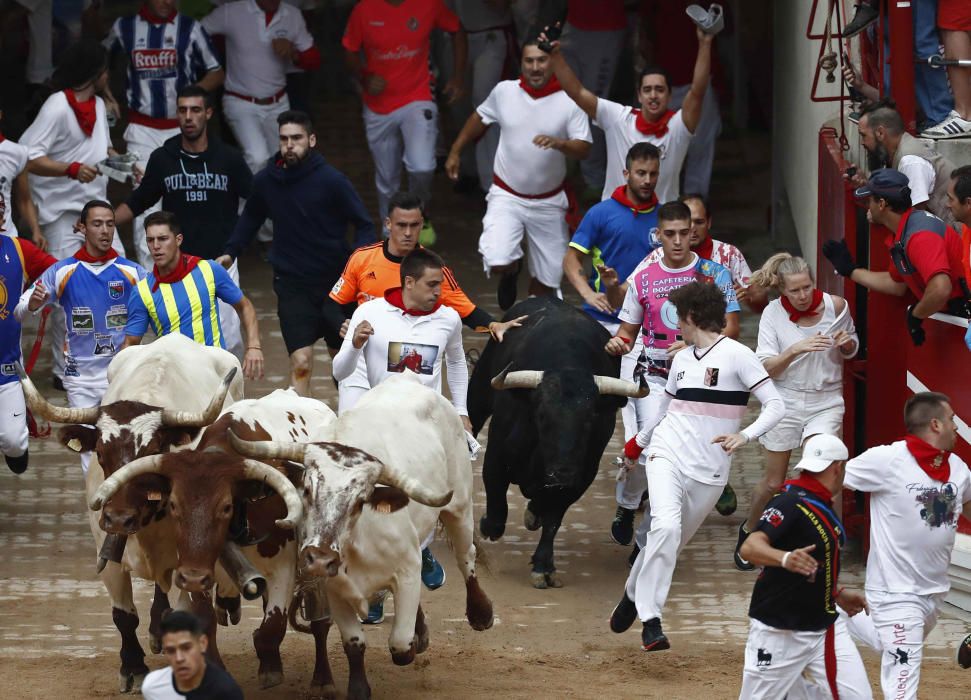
[66,162,83,179]
[624,436,643,461]
[613,335,632,345]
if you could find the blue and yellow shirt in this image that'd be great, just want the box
[125,259,242,348]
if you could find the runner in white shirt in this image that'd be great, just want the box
[842,392,971,700]
[544,23,714,204]
[446,40,592,310]
[0,108,43,243]
[605,280,784,652]
[733,253,859,573]
[332,248,471,426]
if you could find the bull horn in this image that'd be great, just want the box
[594,376,651,399]
[491,367,544,391]
[241,459,303,529]
[160,367,238,427]
[89,454,166,511]
[16,363,100,424]
[228,430,307,464]
[377,460,453,508]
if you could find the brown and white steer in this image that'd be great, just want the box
[20,333,243,693]
[230,374,494,700]
[89,389,338,692]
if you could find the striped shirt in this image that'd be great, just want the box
[105,11,221,123]
[125,260,242,348]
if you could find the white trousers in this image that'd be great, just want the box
[64,377,108,475]
[43,211,126,380]
[479,185,568,289]
[668,83,721,198]
[0,381,29,458]
[560,22,626,191]
[624,455,723,621]
[124,122,180,270]
[363,100,438,222]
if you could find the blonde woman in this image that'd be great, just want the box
[734,253,859,571]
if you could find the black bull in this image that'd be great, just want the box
[468,297,641,589]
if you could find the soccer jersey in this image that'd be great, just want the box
[105,10,221,123]
[0,138,29,237]
[570,190,660,324]
[330,241,476,318]
[126,259,242,348]
[342,0,460,114]
[477,80,592,195]
[619,253,738,381]
[595,99,692,204]
[844,441,971,596]
[0,236,56,385]
[19,253,145,386]
[648,336,771,486]
[644,238,752,287]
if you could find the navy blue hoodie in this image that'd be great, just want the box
[224,151,375,280]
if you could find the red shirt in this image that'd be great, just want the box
[342,0,460,115]
[567,0,627,32]
[886,209,965,301]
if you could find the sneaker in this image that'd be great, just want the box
[920,111,971,140]
[958,632,971,669]
[4,450,28,474]
[734,523,755,572]
[628,543,640,568]
[362,592,386,625]
[715,483,738,516]
[421,547,446,590]
[641,618,670,652]
[419,220,437,247]
[609,593,637,633]
[842,2,878,39]
[497,263,521,311]
[610,506,636,545]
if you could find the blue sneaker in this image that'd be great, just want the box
[362,592,386,625]
[421,547,446,590]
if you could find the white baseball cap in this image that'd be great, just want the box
[795,434,849,473]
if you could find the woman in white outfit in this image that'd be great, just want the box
[734,253,859,571]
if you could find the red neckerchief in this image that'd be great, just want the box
[518,74,562,99]
[783,475,833,504]
[138,4,176,23]
[781,288,824,323]
[904,434,952,483]
[694,235,714,261]
[152,254,201,292]
[0,131,5,143]
[633,108,676,137]
[73,246,118,264]
[610,185,657,215]
[64,89,96,136]
[384,287,441,316]
[264,10,275,26]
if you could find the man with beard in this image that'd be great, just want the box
[114,86,252,358]
[856,99,957,226]
[219,110,375,395]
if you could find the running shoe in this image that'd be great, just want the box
[641,618,670,652]
[421,547,446,590]
[611,506,636,546]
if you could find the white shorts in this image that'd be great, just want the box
[759,387,843,452]
[0,381,29,458]
[478,185,568,289]
[124,122,180,270]
[64,376,108,476]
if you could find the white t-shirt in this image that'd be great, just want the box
[332,297,469,415]
[0,138,29,236]
[202,0,313,98]
[648,336,773,486]
[477,80,591,195]
[644,238,752,287]
[19,91,110,225]
[755,293,857,392]
[898,154,935,208]
[844,441,971,596]
[595,98,692,204]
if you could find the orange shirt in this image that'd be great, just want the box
[330,241,478,320]
[342,0,460,115]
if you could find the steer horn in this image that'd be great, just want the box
[377,460,453,508]
[160,367,238,427]
[228,430,307,463]
[241,459,303,529]
[594,375,650,398]
[90,454,165,511]
[491,366,544,391]
[17,363,100,424]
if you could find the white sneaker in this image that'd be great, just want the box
[920,111,971,139]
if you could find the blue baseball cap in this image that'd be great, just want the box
[853,168,910,200]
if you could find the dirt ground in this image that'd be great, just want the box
[2,93,970,699]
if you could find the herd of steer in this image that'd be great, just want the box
[19,298,646,698]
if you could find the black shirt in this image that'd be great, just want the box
[748,478,845,632]
[147,663,244,699]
